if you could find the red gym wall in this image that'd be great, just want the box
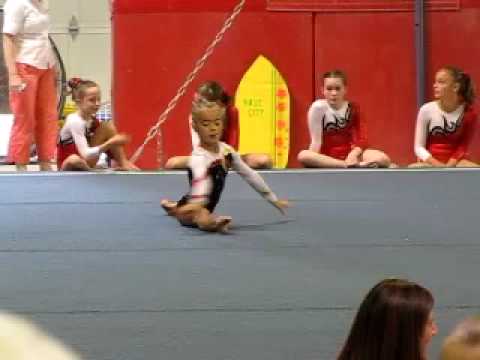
[112,0,480,169]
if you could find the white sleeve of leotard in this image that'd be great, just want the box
[414,105,432,161]
[67,115,101,160]
[307,101,326,152]
[188,153,212,205]
[230,150,278,203]
[189,115,200,148]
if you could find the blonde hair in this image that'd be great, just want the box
[0,312,81,360]
[191,99,226,122]
[442,316,480,360]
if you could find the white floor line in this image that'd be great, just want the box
[0,167,479,177]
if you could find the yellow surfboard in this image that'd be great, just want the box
[235,55,290,168]
[58,100,77,129]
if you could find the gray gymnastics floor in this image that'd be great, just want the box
[0,169,479,360]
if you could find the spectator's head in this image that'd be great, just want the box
[337,278,437,360]
[441,316,480,360]
[0,312,81,359]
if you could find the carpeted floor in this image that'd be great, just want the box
[0,169,479,360]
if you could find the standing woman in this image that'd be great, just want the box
[411,66,477,168]
[3,0,58,171]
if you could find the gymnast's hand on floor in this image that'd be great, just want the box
[271,199,289,215]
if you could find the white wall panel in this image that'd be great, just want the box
[49,0,111,100]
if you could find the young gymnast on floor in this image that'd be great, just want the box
[57,78,138,171]
[410,66,477,168]
[165,81,272,169]
[298,70,392,168]
[161,99,288,233]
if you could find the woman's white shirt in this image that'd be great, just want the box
[3,0,56,69]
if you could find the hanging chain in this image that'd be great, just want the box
[129,0,246,165]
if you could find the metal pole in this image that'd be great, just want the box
[415,0,426,108]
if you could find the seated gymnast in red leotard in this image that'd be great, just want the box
[57,78,138,171]
[165,81,272,170]
[410,66,478,168]
[298,70,392,168]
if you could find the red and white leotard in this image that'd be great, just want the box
[414,101,477,163]
[57,112,101,168]
[307,100,367,160]
[191,105,239,150]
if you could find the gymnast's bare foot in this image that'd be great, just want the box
[114,161,140,171]
[161,199,178,216]
[214,215,232,233]
[359,161,379,168]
